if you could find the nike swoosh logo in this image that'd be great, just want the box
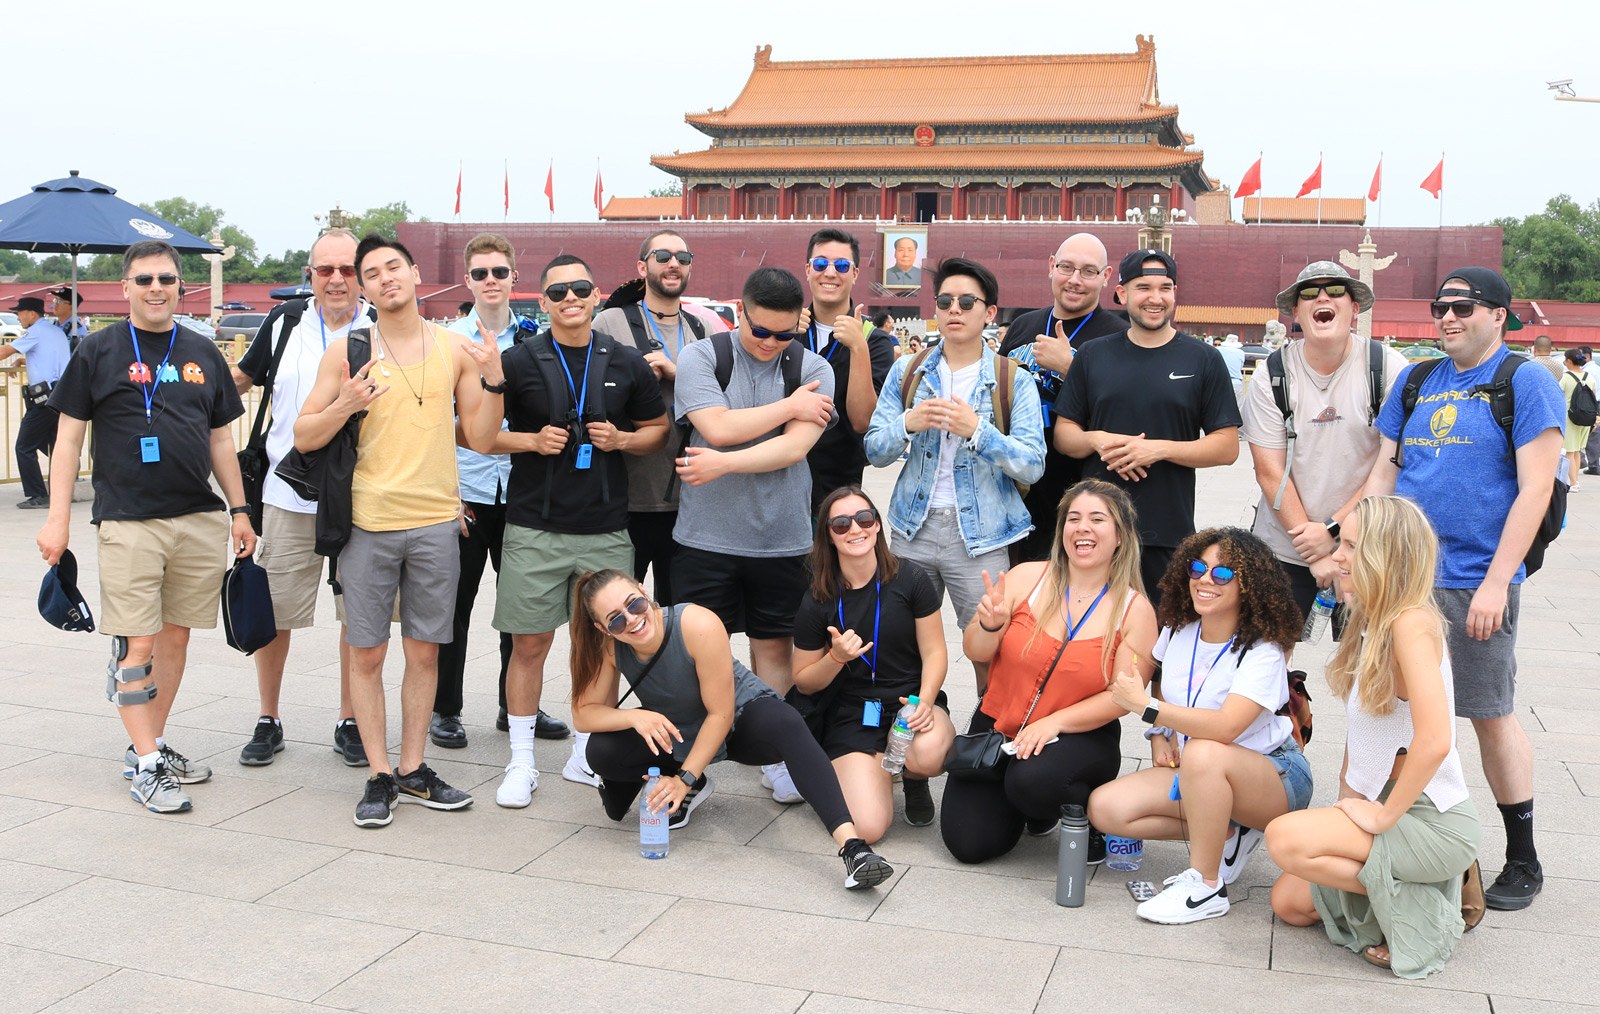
[1169,372,1194,380]
[1224,833,1244,865]
[1185,887,1225,909]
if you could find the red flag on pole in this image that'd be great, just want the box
[1236,157,1262,198]
[1367,158,1382,202]
[1296,159,1323,198]
[594,165,604,212]
[544,162,555,213]
[454,163,462,216]
[1420,159,1444,198]
[504,162,509,215]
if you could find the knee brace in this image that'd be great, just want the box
[105,635,156,707]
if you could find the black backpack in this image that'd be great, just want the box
[1566,371,1598,427]
[1394,353,1567,575]
[666,331,805,497]
[1263,339,1386,511]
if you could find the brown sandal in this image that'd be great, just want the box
[1362,943,1392,969]
[1461,861,1486,931]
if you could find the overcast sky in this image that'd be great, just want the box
[8,0,1596,259]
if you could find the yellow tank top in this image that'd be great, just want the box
[352,322,461,531]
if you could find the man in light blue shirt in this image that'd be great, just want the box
[1213,335,1247,418]
[2,297,70,507]
[433,233,570,749]
[49,288,90,347]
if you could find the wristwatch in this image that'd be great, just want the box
[481,376,508,393]
[677,770,698,789]
[228,505,252,517]
[1324,518,1341,542]
[1140,698,1162,725]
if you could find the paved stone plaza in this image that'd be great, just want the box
[0,454,1593,1013]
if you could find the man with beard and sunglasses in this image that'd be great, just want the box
[592,230,709,608]
[1053,250,1240,606]
[487,255,670,806]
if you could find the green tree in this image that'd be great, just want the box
[0,250,32,278]
[1494,194,1600,301]
[137,197,260,282]
[353,201,427,241]
[648,182,683,198]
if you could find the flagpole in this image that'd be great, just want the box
[1377,152,1383,229]
[1438,151,1445,229]
[504,159,508,223]
[1257,151,1263,225]
[1317,150,1322,227]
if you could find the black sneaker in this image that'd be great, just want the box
[902,777,935,826]
[1088,829,1107,865]
[395,763,473,810]
[334,719,368,767]
[239,717,284,766]
[1024,816,1059,837]
[354,772,397,828]
[535,710,571,739]
[16,495,49,509]
[840,838,893,890]
[1485,858,1543,910]
[668,773,714,830]
[429,713,467,749]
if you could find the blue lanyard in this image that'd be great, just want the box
[317,305,356,350]
[129,322,177,423]
[553,336,594,422]
[1185,626,1235,709]
[1045,308,1095,349]
[838,577,882,682]
[643,308,683,362]
[1063,583,1109,641]
[807,317,841,362]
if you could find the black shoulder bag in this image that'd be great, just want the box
[944,633,1072,783]
[616,607,675,708]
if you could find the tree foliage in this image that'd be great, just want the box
[352,201,426,242]
[648,182,683,198]
[1494,194,1600,302]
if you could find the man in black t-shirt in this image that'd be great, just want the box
[1054,250,1241,604]
[37,240,256,814]
[999,232,1128,562]
[490,254,670,806]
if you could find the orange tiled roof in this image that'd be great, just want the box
[1176,306,1282,325]
[689,39,1176,129]
[599,196,681,221]
[1242,197,1366,224]
[652,144,1204,174]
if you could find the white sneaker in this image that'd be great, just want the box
[496,763,538,808]
[561,743,601,788]
[760,762,803,804]
[1135,868,1230,924]
[1219,826,1265,886]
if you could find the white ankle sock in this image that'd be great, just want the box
[137,750,160,772]
[570,730,590,767]
[508,714,536,770]
[154,736,165,750]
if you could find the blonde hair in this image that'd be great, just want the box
[1031,480,1144,681]
[1326,495,1444,716]
[463,232,516,270]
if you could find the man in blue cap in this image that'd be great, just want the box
[2,297,71,508]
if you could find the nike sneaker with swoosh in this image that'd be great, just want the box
[1219,826,1264,886]
[395,763,473,810]
[1135,867,1230,924]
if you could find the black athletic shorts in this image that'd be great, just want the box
[672,544,808,640]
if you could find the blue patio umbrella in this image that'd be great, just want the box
[0,169,221,317]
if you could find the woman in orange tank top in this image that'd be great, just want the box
[940,480,1158,865]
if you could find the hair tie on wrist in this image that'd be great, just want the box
[979,620,1004,632]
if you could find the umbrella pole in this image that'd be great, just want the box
[70,252,78,333]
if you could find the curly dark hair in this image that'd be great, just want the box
[1156,527,1302,655]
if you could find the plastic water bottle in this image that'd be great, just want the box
[1301,587,1337,643]
[640,767,669,859]
[1106,835,1144,871]
[1056,804,1090,907]
[880,696,920,773]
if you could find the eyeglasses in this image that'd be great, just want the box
[604,595,650,635]
[827,507,880,536]
[1429,299,1492,320]
[469,266,512,281]
[126,273,179,287]
[1187,560,1236,586]
[543,280,595,302]
[935,294,986,311]
[749,324,806,341]
[1298,283,1348,301]
[809,257,853,274]
[1052,262,1103,279]
[647,249,693,265]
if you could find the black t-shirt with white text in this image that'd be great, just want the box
[793,560,941,702]
[1054,330,1241,547]
[50,320,243,523]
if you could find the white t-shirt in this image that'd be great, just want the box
[262,303,367,514]
[1152,622,1293,755]
[927,358,982,508]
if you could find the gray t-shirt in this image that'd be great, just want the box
[591,305,702,513]
[672,335,835,557]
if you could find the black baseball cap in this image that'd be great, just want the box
[7,297,44,314]
[1437,266,1523,331]
[38,549,95,633]
[1114,249,1178,305]
[49,288,77,303]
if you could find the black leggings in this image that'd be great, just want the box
[586,695,853,833]
[940,709,1122,864]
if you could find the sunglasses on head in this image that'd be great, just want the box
[1188,560,1236,585]
[544,280,595,302]
[647,249,693,264]
[810,257,853,274]
[1298,283,1348,301]
[127,273,179,287]
[935,294,985,311]
[1429,298,1492,320]
[604,595,650,635]
[749,324,805,341]
[470,266,512,281]
[313,264,357,279]
[827,507,879,536]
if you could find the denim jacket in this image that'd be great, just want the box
[864,344,1046,556]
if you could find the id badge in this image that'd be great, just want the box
[139,436,161,463]
[1040,403,1052,426]
[862,700,882,727]
[575,444,593,469]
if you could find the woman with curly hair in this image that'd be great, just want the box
[1091,526,1311,924]
[1267,496,1479,978]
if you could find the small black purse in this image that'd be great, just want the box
[944,633,1071,782]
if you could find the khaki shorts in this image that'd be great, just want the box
[495,525,632,634]
[256,505,322,629]
[96,512,230,636]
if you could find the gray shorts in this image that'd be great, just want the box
[892,507,1010,629]
[340,522,460,648]
[1435,584,1520,720]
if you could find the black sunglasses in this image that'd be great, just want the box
[313,265,357,278]
[127,273,179,287]
[1187,560,1236,586]
[810,257,853,274]
[749,324,806,341]
[1429,299,1492,320]
[470,266,512,281]
[827,507,880,536]
[935,294,986,311]
[604,595,650,635]
[1298,283,1348,301]
[647,249,693,264]
[544,280,596,302]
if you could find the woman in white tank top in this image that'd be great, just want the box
[1267,496,1481,978]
